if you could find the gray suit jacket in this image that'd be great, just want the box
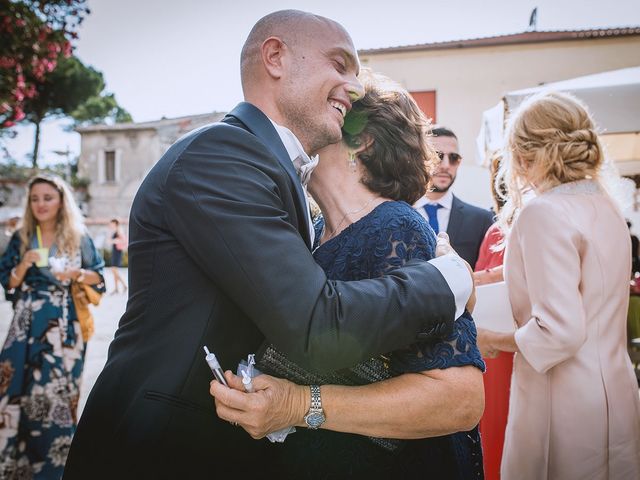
[447,195,494,269]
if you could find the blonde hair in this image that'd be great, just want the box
[19,174,86,256]
[498,91,604,230]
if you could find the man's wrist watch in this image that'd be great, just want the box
[303,385,326,429]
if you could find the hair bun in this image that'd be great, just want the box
[507,91,604,188]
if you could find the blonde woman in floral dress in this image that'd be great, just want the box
[0,174,105,479]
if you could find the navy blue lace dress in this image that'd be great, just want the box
[261,201,485,479]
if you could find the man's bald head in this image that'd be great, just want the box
[238,9,363,154]
[240,10,347,93]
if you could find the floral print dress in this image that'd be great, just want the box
[0,232,105,479]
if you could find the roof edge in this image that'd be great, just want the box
[359,27,640,55]
[75,111,226,133]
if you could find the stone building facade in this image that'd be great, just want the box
[76,112,225,243]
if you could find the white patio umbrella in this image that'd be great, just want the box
[477,66,640,173]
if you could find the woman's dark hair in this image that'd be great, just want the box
[342,73,437,205]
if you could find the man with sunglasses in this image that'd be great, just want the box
[415,127,494,269]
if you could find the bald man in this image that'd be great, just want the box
[64,10,473,478]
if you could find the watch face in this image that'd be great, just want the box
[305,412,325,429]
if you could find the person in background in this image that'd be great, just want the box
[106,219,127,294]
[477,91,640,479]
[414,127,494,269]
[211,72,485,479]
[474,152,506,286]
[472,151,512,480]
[0,174,105,479]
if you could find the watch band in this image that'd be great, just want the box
[310,384,322,410]
[304,384,326,429]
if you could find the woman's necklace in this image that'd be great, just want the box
[323,196,380,242]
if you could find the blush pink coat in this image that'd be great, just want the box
[502,180,640,480]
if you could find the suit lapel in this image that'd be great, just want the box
[223,102,312,247]
[447,195,465,245]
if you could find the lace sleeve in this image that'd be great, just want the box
[370,214,485,373]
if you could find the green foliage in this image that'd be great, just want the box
[0,158,33,181]
[0,156,90,194]
[18,55,132,167]
[22,55,105,125]
[71,176,91,190]
[72,93,133,126]
[0,0,89,128]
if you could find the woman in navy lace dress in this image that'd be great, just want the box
[212,73,485,478]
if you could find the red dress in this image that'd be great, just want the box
[475,224,513,480]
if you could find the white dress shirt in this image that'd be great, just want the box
[268,119,471,319]
[269,119,316,247]
[414,189,454,233]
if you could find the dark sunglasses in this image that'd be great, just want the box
[436,151,462,165]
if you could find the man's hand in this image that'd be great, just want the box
[435,232,476,313]
[209,371,308,439]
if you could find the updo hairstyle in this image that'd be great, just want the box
[506,91,603,192]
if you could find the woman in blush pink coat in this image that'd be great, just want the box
[478,91,640,480]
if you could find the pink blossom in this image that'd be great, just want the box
[25,85,37,98]
[13,107,25,122]
[43,59,56,72]
[47,42,61,54]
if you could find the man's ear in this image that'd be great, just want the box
[261,37,287,80]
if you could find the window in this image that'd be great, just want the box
[105,150,116,182]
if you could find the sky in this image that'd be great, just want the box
[4,0,640,166]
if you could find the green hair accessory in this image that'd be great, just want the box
[342,110,368,137]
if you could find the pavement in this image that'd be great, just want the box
[0,269,128,417]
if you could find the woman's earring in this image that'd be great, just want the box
[348,151,357,172]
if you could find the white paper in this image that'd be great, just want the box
[472,281,515,333]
